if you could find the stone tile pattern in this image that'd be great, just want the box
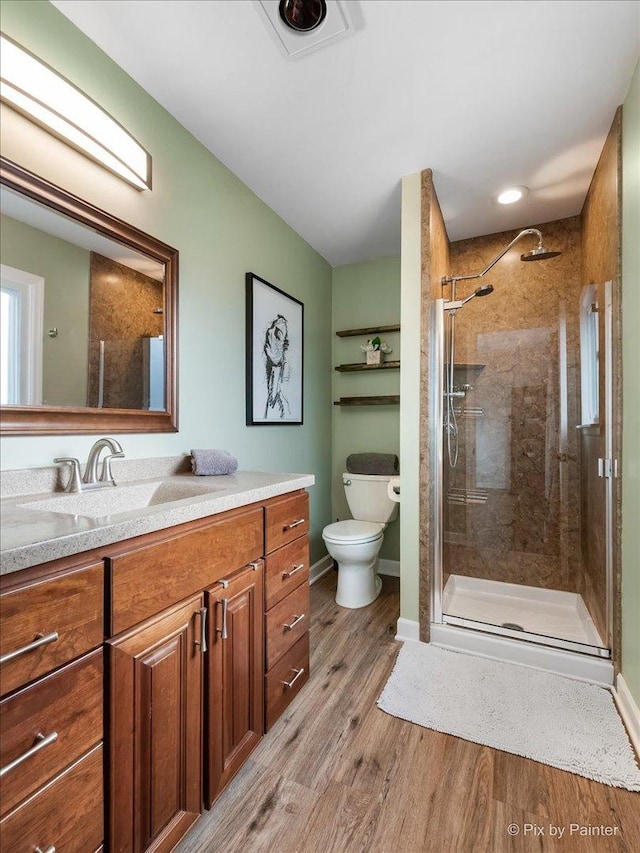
[444,217,584,605]
[418,170,451,641]
[580,110,622,658]
[87,252,164,409]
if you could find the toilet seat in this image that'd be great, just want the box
[323,519,383,544]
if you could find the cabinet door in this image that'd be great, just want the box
[205,562,264,807]
[108,594,204,853]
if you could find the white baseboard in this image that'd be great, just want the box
[613,674,640,760]
[310,555,400,584]
[309,554,333,585]
[378,558,400,577]
[395,617,420,642]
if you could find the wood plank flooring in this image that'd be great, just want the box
[177,573,640,853]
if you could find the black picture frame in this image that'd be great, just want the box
[245,272,304,426]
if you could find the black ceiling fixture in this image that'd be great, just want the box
[279,0,327,33]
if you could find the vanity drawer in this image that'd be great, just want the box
[0,743,103,853]
[264,536,309,610]
[265,582,309,670]
[110,506,263,634]
[265,492,309,554]
[0,649,103,816]
[265,634,309,731]
[0,562,104,697]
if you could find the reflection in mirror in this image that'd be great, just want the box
[0,158,178,434]
[0,187,166,409]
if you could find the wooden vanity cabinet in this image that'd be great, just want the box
[0,560,105,853]
[108,594,204,853]
[0,489,311,853]
[205,560,264,807]
[263,492,311,731]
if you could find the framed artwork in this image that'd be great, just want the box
[245,272,304,425]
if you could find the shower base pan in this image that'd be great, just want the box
[435,576,612,685]
[442,575,606,653]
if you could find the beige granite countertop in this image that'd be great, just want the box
[1,466,314,576]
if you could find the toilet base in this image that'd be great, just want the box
[335,564,382,609]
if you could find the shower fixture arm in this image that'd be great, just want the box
[441,228,542,286]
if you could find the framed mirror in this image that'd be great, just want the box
[0,157,178,434]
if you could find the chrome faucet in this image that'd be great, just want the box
[55,437,125,493]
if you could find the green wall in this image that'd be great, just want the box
[621,61,640,705]
[1,215,90,407]
[0,0,332,563]
[331,256,401,561]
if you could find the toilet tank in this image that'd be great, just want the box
[342,472,399,523]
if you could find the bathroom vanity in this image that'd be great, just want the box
[0,467,313,852]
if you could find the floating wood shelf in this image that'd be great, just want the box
[335,360,400,372]
[335,324,400,338]
[334,395,400,406]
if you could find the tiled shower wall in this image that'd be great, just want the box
[87,253,164,409]
[443,217,586,604]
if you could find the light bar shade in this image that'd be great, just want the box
[0,34,151,190]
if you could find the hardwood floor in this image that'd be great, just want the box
[177,572,640,853]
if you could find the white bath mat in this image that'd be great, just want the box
[377,642,640,791]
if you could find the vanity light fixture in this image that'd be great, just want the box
[496,186,529,205]
[0,34,151,190]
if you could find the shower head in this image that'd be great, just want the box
[442,228,562,286]
[456,283,494,308]
[521,244,562,262]
[474,284,494,297]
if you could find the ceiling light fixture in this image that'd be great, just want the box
[496,186,529,205]
[0,33,151,190]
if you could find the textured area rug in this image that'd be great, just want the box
[377,642,640,791]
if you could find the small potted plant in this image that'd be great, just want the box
[360,336,392,365]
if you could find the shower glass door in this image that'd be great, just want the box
[437,231,611,658]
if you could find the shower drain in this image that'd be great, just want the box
[501,622,525,631]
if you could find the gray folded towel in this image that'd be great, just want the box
[346,452,399,476]
[191,449,238,476]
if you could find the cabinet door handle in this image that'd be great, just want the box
[281,667,305,689]
[283,613,305,631]
[283,518,305,532]
[0,731,58,778]
[194,607,207,654]
[0,631,59,667]
[35,847,56,853]
[217,598,229,640]
[282,563,305,579]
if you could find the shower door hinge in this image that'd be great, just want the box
[597,457,618,478]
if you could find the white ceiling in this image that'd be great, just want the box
[52,0,639,266]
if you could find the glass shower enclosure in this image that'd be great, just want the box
[431,241,613,660]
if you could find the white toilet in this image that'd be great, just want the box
[322,473,399,609]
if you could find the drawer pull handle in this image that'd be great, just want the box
[283,613,305,631]
[248,561,261,571]
[282,667,305,689]
[282,563,305,579]
[0,631,59,667]
[195,607,207,654]
[35,847,56,853]
[283,518,305,532]
[0,731,58,778]
[217,598,229,640]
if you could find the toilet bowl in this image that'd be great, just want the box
[322,473,399,609]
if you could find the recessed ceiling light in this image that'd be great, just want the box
[496,186,529,205]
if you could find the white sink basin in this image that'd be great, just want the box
[20,480,217,520]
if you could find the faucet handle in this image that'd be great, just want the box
[54,457,82,493]
[100,451,125,484]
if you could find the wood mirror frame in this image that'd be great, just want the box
[0,157,178,435]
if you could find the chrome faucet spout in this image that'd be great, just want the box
[83,438,125,486]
